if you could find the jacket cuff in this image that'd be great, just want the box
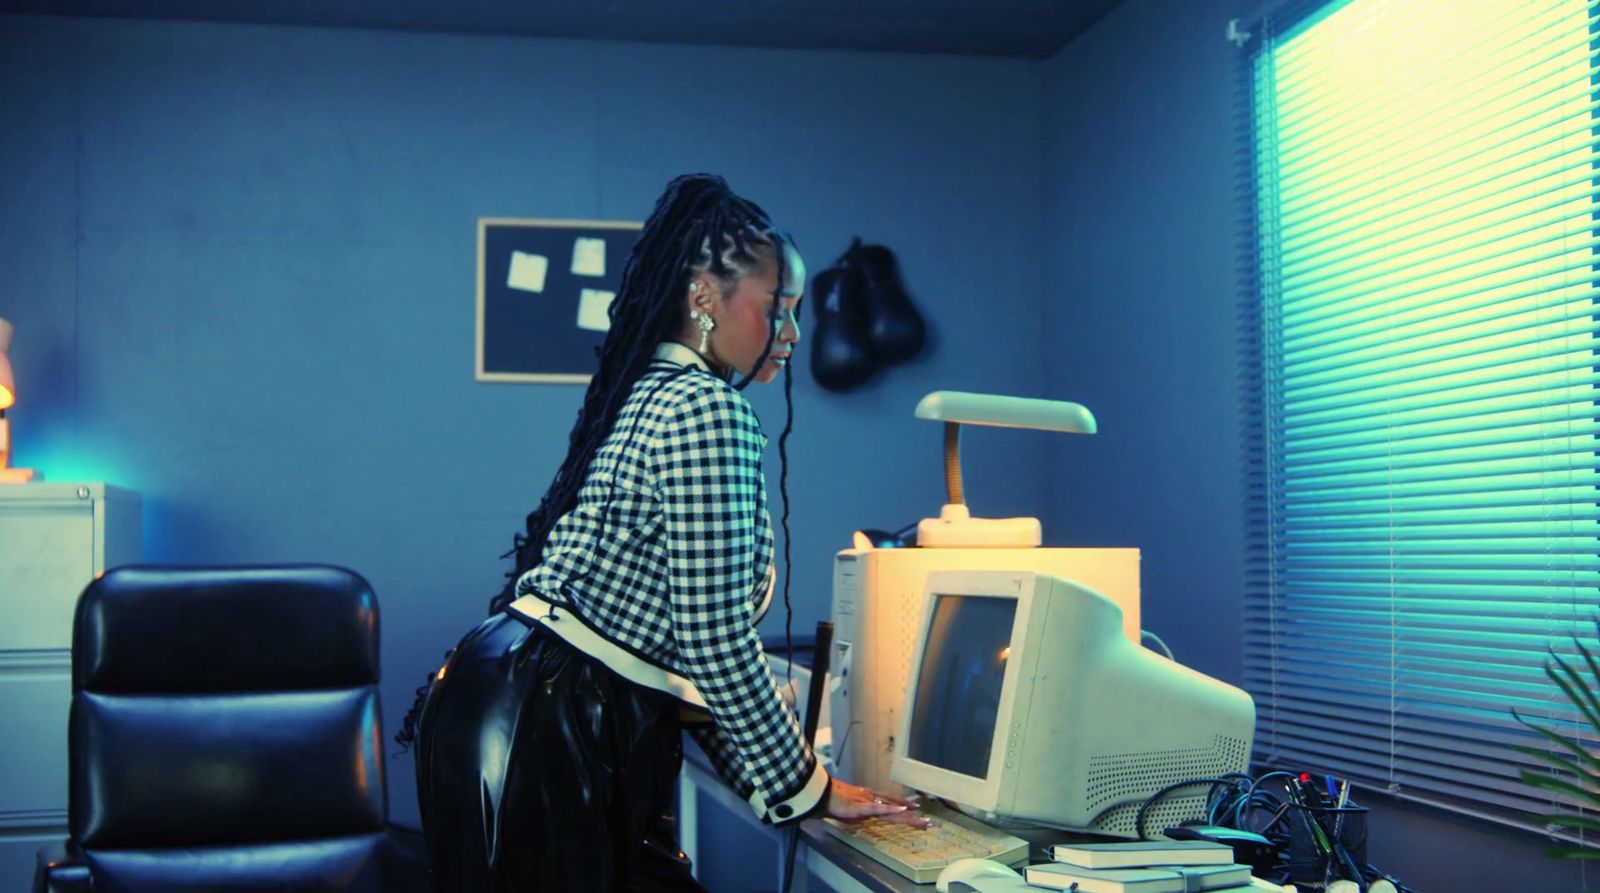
[750,761,829,826]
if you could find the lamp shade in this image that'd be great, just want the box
[0,317,13,410]
[913,390,1097,435]
[0,350,12,410]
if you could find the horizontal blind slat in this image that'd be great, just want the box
[1283,397,1600,453]
[1282,336,1600,404]
[1280,263,1600,361]
[1286,359,1600,427]
[1277,97,1600,253]
[1283,289,1599,371]
[1248,0,1600,828]
[1270,1,1593,135]
[1273,9,1596,171]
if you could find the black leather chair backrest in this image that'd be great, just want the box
[74,565,380,695]
[66,565,390,892]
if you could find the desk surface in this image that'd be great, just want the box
[682,740,980,893]
[797,822,932,893]
[679,651,1016,893]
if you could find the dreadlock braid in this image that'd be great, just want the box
[394,174,802,752]
[491,176,787,608]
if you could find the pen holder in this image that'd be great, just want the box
[1286,801,1368,887]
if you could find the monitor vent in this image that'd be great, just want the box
[1094,797,1198,839]
[1083,735,1251,837]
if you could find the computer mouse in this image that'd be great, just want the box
[934,857,1023,893]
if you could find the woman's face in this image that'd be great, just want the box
[702,256,802,385]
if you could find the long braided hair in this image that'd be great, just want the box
[395,173,801,749]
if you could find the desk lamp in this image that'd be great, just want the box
[912,390,1095,547]
[0,317,37,483]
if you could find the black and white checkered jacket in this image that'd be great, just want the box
[507,342,828,825]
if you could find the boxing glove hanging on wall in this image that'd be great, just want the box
[850,241,926,364]
[809,260,877,392]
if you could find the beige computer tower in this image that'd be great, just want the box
[826,546,1140,794]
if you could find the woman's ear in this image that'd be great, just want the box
[688,276,716,313]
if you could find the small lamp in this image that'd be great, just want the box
[0,317,38,483]
[912,390,1096,547]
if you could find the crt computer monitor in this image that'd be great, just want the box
[890,570,1256,837]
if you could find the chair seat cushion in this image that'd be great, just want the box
[85,833,390,893]
[74,688,385,847]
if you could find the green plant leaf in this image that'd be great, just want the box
[1512,743,1600,786]
[1511,721,1600,774]
[1532,813,1600,833]
[1510,618,1600,861]
[1545,653,1600,737]
[1548,847,1600,860]
[1519,769,1600,810]
[1511,712,1600,774]
[1558,660,1600,736]
[1574,634,1600,714]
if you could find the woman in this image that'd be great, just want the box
[404,174,922,893]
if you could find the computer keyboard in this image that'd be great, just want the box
[820,799,1030,883]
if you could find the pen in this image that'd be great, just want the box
[1316,780,1350,888]
[1294,776,1332,854]
[1331,781,1360,879]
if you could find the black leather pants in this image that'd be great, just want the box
[414,612,707,893]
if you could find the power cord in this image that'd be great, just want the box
[1141,630,1175,660]
[1150,767,1418,893]
[1134,776,1241,840]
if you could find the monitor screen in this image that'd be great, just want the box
[904,593,1017,779]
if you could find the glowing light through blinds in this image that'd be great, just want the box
[1243,0,1600,827]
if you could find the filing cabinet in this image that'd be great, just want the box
[0,483,140,892]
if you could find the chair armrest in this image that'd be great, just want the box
[34,842,91,893]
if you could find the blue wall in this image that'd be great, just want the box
[0,11,1050,871]
[3,3,1574,889]
[1041,0,1575,889]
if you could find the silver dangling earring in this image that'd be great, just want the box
[691,310,715,354]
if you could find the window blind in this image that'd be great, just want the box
[1241,0,1600,829]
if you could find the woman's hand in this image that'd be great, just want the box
[822,778,931,828]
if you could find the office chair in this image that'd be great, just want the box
[33,565,428,893]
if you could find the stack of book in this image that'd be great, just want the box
[1023,840,1259,893]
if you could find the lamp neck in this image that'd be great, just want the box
[942,421,964,506]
